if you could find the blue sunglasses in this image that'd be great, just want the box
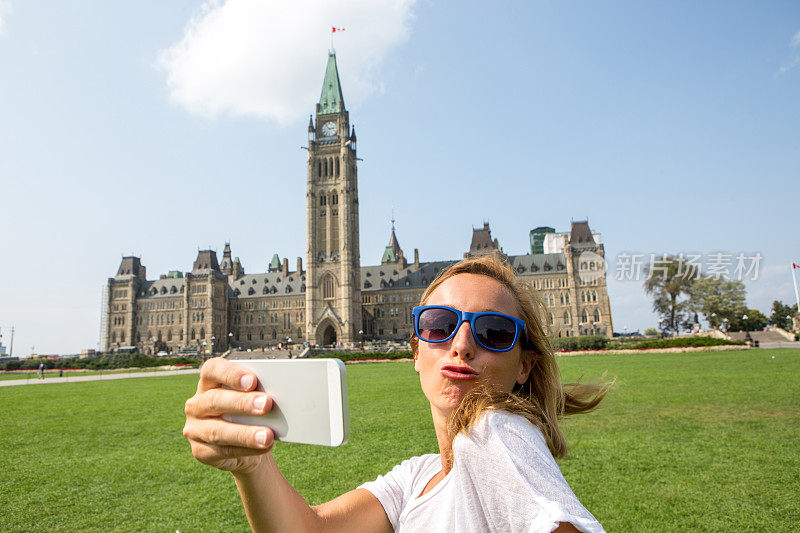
[412,305,529,352]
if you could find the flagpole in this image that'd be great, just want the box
[793,263,800,317]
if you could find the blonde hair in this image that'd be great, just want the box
[410,253,611,459]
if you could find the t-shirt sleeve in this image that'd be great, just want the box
[451,410,604,533]
[358,455,436,530]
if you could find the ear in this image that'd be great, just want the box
[516,352,533,385]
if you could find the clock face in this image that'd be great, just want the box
[321,121,338,137]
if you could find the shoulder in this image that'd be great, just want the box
[358,454,441,530]
[456,409,550,454]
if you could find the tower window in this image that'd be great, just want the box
[335,158,340,176]
[322,274,335,299]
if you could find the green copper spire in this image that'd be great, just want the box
[318,52,345,114]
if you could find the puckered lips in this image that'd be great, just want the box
[440,364,479,380]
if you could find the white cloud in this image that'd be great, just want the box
[775,29,800,77]
[157,0,417,123]
[0,1,11,36]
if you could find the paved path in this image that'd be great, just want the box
[0,368,200,388]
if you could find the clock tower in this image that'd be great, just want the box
[305,51,362,346]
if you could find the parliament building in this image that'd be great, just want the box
[102,52,613,354]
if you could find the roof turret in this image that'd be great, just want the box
[268,253,281,272]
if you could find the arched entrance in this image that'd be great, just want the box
[322,325,337,346]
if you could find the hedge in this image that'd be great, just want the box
[608,337,743,350]
[550,336,609,352]
[0,354,200,371]
[310,351,412,362]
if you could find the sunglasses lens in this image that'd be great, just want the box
[475,314,517,351]
[418,308,459,342]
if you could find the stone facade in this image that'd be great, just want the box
[102,51,614,354]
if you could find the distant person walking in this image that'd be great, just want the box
[38,362,45,380]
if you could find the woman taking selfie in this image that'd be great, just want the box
[183,254,609,532]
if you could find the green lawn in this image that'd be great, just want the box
[0,349,798,532]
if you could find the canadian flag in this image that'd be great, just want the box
[332,27,345,33]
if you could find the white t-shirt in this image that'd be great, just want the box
[358,410,604,533]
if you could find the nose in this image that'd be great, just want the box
[449,319,476,360]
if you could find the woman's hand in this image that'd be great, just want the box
[183,357,275,475]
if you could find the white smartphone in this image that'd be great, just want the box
[223,359,349,447]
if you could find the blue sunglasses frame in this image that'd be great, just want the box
[411,305,529,352]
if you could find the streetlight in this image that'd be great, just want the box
[228,332,234,350]
[202,341,207,362]
[358,329,364,350]
[210,336,216,356]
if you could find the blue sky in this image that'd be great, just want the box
[1,1,798,354]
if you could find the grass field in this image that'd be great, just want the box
[1,349,798,532]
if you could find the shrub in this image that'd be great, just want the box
[550,336,608,352]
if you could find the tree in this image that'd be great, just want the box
[687,275,747,328]
[727,309,768,332]
[643,256,699,335]
[768,300,798,330]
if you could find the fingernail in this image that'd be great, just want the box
[255,429,267,447]
[240,375,254,390]
[253,395,267,412]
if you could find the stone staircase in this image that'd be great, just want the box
[727,330,798,346]
[224,348,306,360]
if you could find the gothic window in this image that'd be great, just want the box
[191,329,196,340]
[565,293,570,304]
[332,191,338,205]
[248,288,255,295]
[324,159,328,176]
[167,330,172,341]
[234,289,241,296]
[170,286,177,294]
[180,286,185,293]
[581,292,586,303]
[285,286,292,293]
[560,294,564,305]
[581,309,588,323]
[322,274,335,299]
[179,330,183,341]
[594,309,600,322]
[335,158,340,176]
[318,161,322,177]
[592,291,597,302]
[364,281,371,288]
[200,328,205,339]
[160,287,167,295]
[263,287,269,295]
[320,194,326,206]
[111,332,116,343]
[563,311,570,324]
